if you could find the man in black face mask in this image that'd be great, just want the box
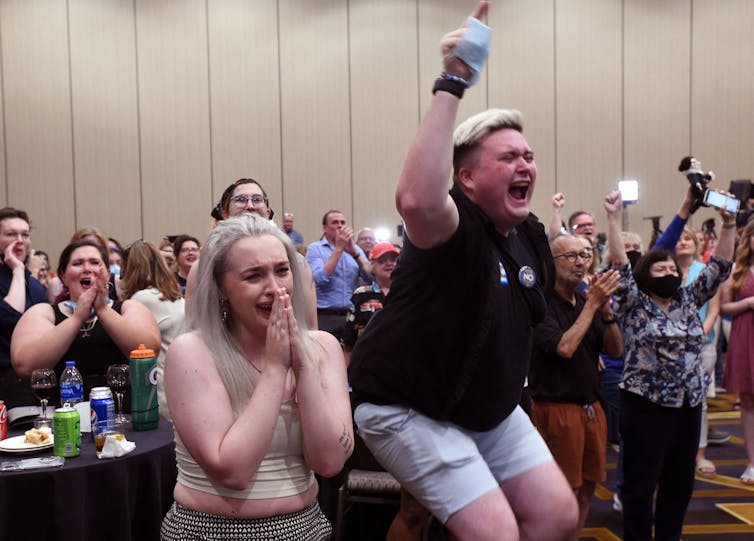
[604,190,736,541]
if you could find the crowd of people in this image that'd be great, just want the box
[2,2,754,540]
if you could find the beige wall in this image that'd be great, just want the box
[1,0,752,264]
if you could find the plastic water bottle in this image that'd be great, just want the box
[129,344,159,430]
[59,360,84,406]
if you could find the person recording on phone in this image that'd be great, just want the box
[604,186,736,541]
[0,207,48,408]
[349,3,578,539]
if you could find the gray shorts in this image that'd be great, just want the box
[353,403,553,524]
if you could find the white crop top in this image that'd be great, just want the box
[175,400,314,499]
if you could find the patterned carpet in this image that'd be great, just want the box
[583,393,754,540]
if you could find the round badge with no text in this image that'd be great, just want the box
[518,266,536,288]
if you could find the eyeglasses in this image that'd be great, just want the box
[230,194,267,208]
[180,247,199,254]
[571,222,595,231]
[553,251,592,263]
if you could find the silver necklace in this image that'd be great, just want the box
[80,316,97,338]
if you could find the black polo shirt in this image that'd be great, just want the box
[529,291,605,404]
[349,186,552,431]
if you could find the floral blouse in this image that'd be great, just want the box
[612,255,731,408]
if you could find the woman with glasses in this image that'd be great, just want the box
[160,214,351,540]
[603,190,735,541]
[121,240,185,420]
[11,239,160,396]
[186,178,318,328]
[173,235,201,294]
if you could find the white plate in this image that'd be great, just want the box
[0,434,55,454]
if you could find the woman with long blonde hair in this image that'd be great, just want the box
[160,214,351,540]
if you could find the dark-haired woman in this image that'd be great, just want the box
[122,240,185,420]
[173,235,200,294]
[11,240,160,394]
[603,190,735,541]
[186,178,318,328]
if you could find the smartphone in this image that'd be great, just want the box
[703,189,740,213]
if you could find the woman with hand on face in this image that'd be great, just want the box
[10,240,160,394]
[603,190,736,541]
[160,214,351,540]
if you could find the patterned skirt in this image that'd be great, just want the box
[160,500,332,540]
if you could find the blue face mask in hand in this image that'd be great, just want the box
[645,274,682,299]
[453,17,492,85]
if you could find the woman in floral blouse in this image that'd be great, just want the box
[603,189,736,541]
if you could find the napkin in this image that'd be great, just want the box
[97,435,135,459]
[74,402,91,432]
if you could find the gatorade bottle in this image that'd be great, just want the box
[59,360,84,406]
[129,344,159,430]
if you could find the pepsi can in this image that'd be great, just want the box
[89,387,114,440]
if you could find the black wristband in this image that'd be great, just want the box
[432,77,466,99]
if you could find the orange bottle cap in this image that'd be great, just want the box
[130,343,155,359]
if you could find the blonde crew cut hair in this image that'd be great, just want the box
[452,108,525,181]
[187,213,313,415]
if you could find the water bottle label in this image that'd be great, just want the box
[61,383,84,402]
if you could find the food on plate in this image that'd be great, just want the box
[24,428,51,445]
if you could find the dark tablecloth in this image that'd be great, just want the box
[0,421,176,541]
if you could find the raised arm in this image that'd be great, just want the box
[548,192,566,240]
[604,190,627,267]
[396,1,488,249]
[652,186,695,251]
[713,205,737,261]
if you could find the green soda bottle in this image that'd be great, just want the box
[129,344,159,430]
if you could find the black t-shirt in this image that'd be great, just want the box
[349,187,552,431]
[530,291,605,404]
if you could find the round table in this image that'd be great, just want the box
[0,421,176,541]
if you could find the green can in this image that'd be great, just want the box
[53,404,81,458]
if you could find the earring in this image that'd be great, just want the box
[220,298,229,323]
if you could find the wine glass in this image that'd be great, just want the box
[31,368,57,420]
[106,364,130,424]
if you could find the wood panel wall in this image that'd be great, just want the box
[1,0,752,264]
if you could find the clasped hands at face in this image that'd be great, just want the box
[265,287,309,374]
[72,270,110,322]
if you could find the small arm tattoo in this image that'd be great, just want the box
[339,422,353,455]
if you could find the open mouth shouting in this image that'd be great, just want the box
[509,180,531,201]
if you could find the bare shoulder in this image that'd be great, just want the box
[166,332,214,370]
[27,302,56,321]
[308,330,341,355]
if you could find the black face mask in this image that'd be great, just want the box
[626,250,642,268]
[645,274,682,298]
